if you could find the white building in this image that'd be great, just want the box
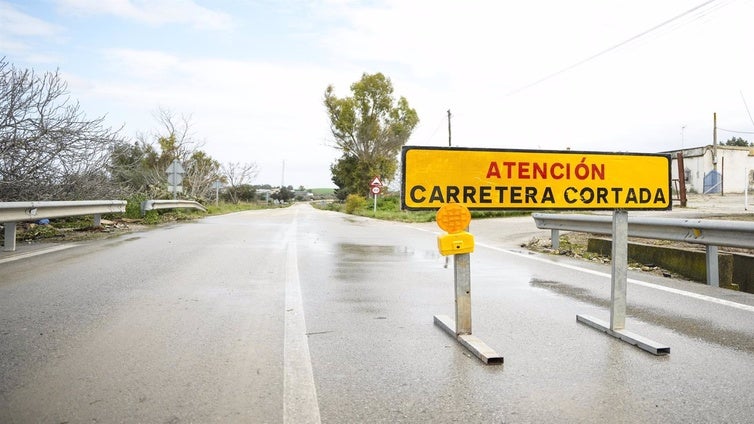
[665,145,754,194]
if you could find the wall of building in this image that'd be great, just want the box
[668,145,754,194]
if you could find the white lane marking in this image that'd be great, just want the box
[407,225,754,313]
[283,211,321,424]
[0,244,77,264]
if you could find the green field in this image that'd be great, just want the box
[310,188,336,195]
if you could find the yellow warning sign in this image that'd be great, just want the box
[402,147,671,210]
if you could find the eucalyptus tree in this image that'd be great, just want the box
[324,72,419,197]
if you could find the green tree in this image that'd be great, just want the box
[330,153,396,201]
[271,186,294,203]
[221,184,256,203]
[324,72,418,198]
[724,137,751,147]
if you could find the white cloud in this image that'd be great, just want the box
[101,49,182,79]
[314,0,754,152]
[53,0,234,30]
[0,2,62,37]
[65,48,347,187]
[0,1,65,61]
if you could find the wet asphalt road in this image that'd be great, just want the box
[2,203,754,423]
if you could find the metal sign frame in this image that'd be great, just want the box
[403,146,672,358]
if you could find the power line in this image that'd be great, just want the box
[741,90,754,128]
[422,114,446,144]
[718,127,754,135]
[506,0,725,97]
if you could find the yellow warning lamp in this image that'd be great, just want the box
[436,203,475,256]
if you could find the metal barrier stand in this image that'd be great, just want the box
[576,211,670,356]
[434,252,504,364]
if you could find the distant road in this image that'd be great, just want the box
[2,203,754,423]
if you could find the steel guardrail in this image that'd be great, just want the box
[532,213,754,249]
[1,200,127,252]
[140,199,207,216]
[532,213,754,287]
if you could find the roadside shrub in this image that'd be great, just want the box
[142,210,160,224]
[344,194,367,214]
[376,194,400,211]
[125,193,148,219]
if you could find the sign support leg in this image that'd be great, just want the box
[610,210,628,331]
[434,252,503,364]
[576,210,670,355]
[455,253,472,335]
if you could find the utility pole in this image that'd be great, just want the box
[447,109,452,147]
[713,112,718,170]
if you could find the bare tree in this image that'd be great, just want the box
[221,162,259,203]
[184,150,221,200]
[118,108,219,199]
[152,107,204,161]
[0,58,123,200]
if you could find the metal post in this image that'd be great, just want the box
[93,214,101,227]
[677,152,687,207]
[706,245,719,287]
[433,250,503,364]
[373,193,378,216]
[575,208,669,354]
[4,222,16,252]
[610,210,628,331]
[551,229,560,250]
[746,168,749,211]
[454,253,472,335]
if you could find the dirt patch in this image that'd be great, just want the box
[1,218,147,245]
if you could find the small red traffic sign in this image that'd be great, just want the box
[370,176,382,187]
[371,186,381,194]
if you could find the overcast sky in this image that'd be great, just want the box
[2,0,754,188]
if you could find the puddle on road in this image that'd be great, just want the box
[329,244,439,317]
[335,243,439,264]
[337,244,418,258]
[530,278,754,355]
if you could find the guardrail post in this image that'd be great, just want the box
[706,245,719,287]
[3,222,17,252]
[551,229,560,250]
[93,214,101,227]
